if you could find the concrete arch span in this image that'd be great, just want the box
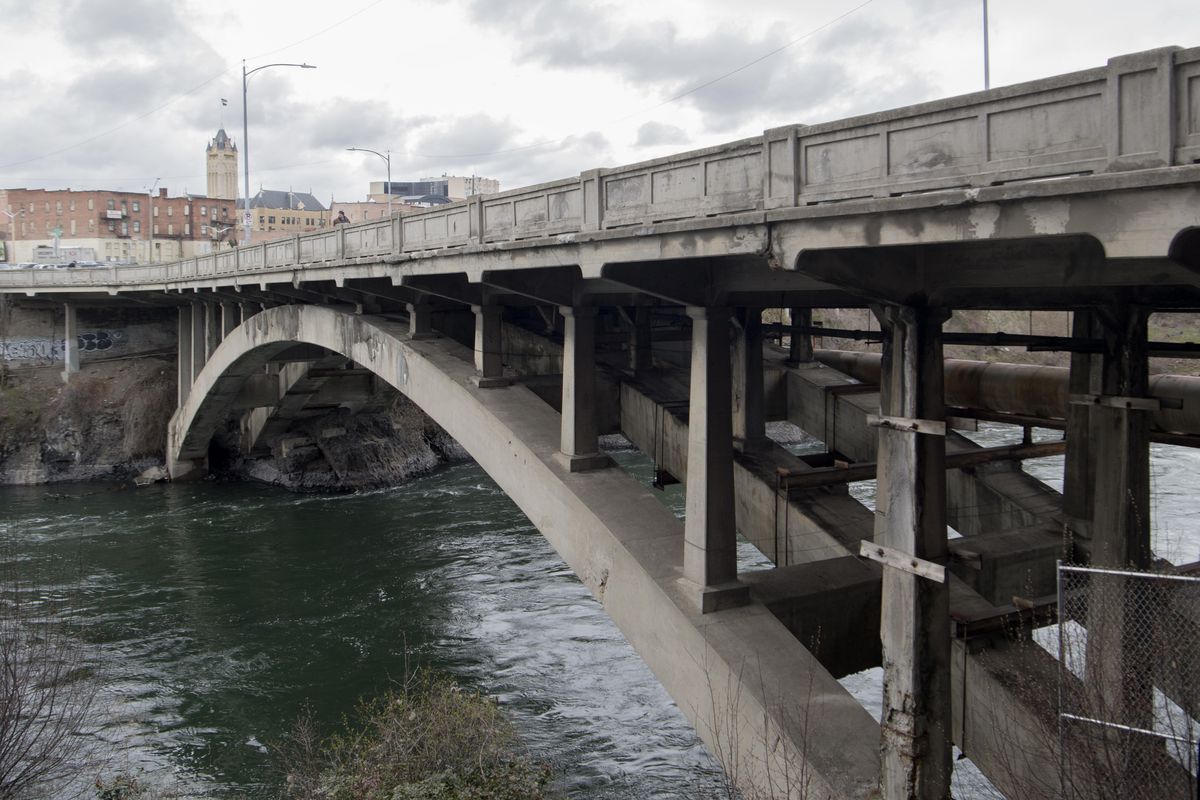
[166,304,882,800]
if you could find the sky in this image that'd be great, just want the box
[0,0,1196,204]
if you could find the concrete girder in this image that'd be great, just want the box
[401,273,482,307]
[167,304,883,799]
[768,176,1200,284]
[601,256,858,308]
[790,235,1172,309]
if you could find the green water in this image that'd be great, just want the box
[0,454,726,798]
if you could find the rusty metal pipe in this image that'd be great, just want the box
[813,350,1200,437]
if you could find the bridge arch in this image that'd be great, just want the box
[165,303,880,799]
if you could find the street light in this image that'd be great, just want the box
[982,0,990,90]
[346,147,392,218]
[147,177,159,263]
[242,59,317,245]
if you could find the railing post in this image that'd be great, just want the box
[580,169,604,232]
[762,125,801,209]
[392,213,404,254]
[337,225,346,259]
[1105,46,1180,170]
[469,196,485,244]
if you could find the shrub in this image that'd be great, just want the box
[276,670,551,800]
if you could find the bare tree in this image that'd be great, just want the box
[0,571,97,799]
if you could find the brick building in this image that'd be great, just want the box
[0,187,237,263]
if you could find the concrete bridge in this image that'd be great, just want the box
[4,46,1200,799]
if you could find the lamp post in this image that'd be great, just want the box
[147,177,159,263]
[242,59,317,245]
[346,147,392,217]
[982,0,990,90]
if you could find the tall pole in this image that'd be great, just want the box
[982,0,991,90]
[242,60,317,246]
[147,177,159,263]
[242,59,252,244]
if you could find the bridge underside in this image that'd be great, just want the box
[143,204,1198,798]
[8,45,1200,799]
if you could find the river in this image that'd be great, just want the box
[2,426,1198,798]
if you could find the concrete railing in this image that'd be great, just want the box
[2,46,1196,291]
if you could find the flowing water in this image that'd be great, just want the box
[2,427,1198,798]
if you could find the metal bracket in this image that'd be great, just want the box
[866,414,947,436]
[1068,393,1160,411]
[859,541,946,583]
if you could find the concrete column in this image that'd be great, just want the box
[557,306,610,472]
[471,303,507,387]
[1084,306,1152,776]
[406,301,435,339]
[874,304,952,800]
[203,303,220,360]
[177,305,193,406]
[220,301,238,338]
[1063,310,1100,556]
[682,306,747,612]
[1090,307,1151,568]
[629,305,653,374]
[190,302,206,383]
[731,308,766,451]
[788,307,814,364]
[61,303,79,383]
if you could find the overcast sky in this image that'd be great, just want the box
[1,0,1195,203]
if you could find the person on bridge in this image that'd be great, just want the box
[333,210,349,225]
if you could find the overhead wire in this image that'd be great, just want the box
[3,0,875,182]
[0,0,389,173]
[412,0,877,160]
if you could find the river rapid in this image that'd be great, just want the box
[2,426,1198,798]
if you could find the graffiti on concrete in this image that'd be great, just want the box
[1,330,126,364]
[78,330,124,351]
[1,338,62,364]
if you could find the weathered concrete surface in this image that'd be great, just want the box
[786,359,1064,535]
[168,304,882,799]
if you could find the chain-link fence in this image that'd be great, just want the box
[1057,564,1200,800]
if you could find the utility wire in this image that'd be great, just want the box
[245,0,387,60]
[413,0,876,160]
[1,0,388,173]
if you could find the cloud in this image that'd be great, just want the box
[60,0,200,54]
[635,121,689,147]
[462,0,897,132]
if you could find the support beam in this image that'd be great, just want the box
[732,308,767,451]
[1063,311,1099,553]
[61,302,79,383]
[472,303,508,387]
[629,305,653,374]
[1083,306,1155,789]
[177,305,193,406]
[557,306,611,472]
[204,302,220,360]
[220,301,239,338]
[406,300,435,339]
[682,306,747,612]
[874,304,952,800]
[190,302,206,382]
[788,307,814,364]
